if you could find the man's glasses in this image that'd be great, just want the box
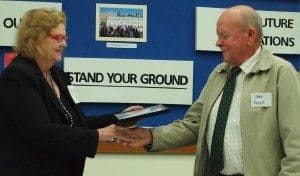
[47,33,68,43]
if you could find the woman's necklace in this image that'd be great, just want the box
[47,71,74,127]
[47,71,59,98]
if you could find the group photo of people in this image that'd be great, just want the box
[99,24,143,38]
[96,4,146,41]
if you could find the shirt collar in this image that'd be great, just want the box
[239,46,261,74]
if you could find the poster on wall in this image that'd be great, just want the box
[95,3,147,42]
[64,58,193,105]
[195,7,300,55]
[0,1,62,46]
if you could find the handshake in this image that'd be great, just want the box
[97,105,154,147]
[97,124,152,147]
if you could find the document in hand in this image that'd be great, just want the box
[114,104,170,127]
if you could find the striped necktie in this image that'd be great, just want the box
[209,67,241,174]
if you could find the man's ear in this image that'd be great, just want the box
[247,27,257,46]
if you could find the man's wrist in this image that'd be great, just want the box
[144,130,153,151]
[144,143,153,151]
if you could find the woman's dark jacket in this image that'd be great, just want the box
[0,55,117,176]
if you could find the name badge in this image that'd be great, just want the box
[251,92,272,107]
[67,85,80,104]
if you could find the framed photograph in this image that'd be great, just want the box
[96,3,147,42]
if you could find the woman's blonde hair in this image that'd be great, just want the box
[14,8,66,60]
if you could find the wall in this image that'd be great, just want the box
[0,0,299,127]
[84,154,195,176]
[64,0,300,127]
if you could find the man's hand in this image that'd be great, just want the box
[118,127,152,147]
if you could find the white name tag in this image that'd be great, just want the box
[67,85,80,104]
[251,92,272,107]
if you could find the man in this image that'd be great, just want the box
[124,5,300,176]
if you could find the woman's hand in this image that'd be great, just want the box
[97,124,132,142]
[118,105,144,127]
[122,105,143,112]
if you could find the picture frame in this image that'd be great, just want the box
[95,3,147,42]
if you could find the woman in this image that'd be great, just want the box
[0,8,141,176]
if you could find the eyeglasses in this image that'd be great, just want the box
[47,33,68,43]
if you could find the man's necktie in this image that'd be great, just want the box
[209,67,241,174]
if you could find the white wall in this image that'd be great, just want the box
[84,153,195,176]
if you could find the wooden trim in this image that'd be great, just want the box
[97,141,196,154]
